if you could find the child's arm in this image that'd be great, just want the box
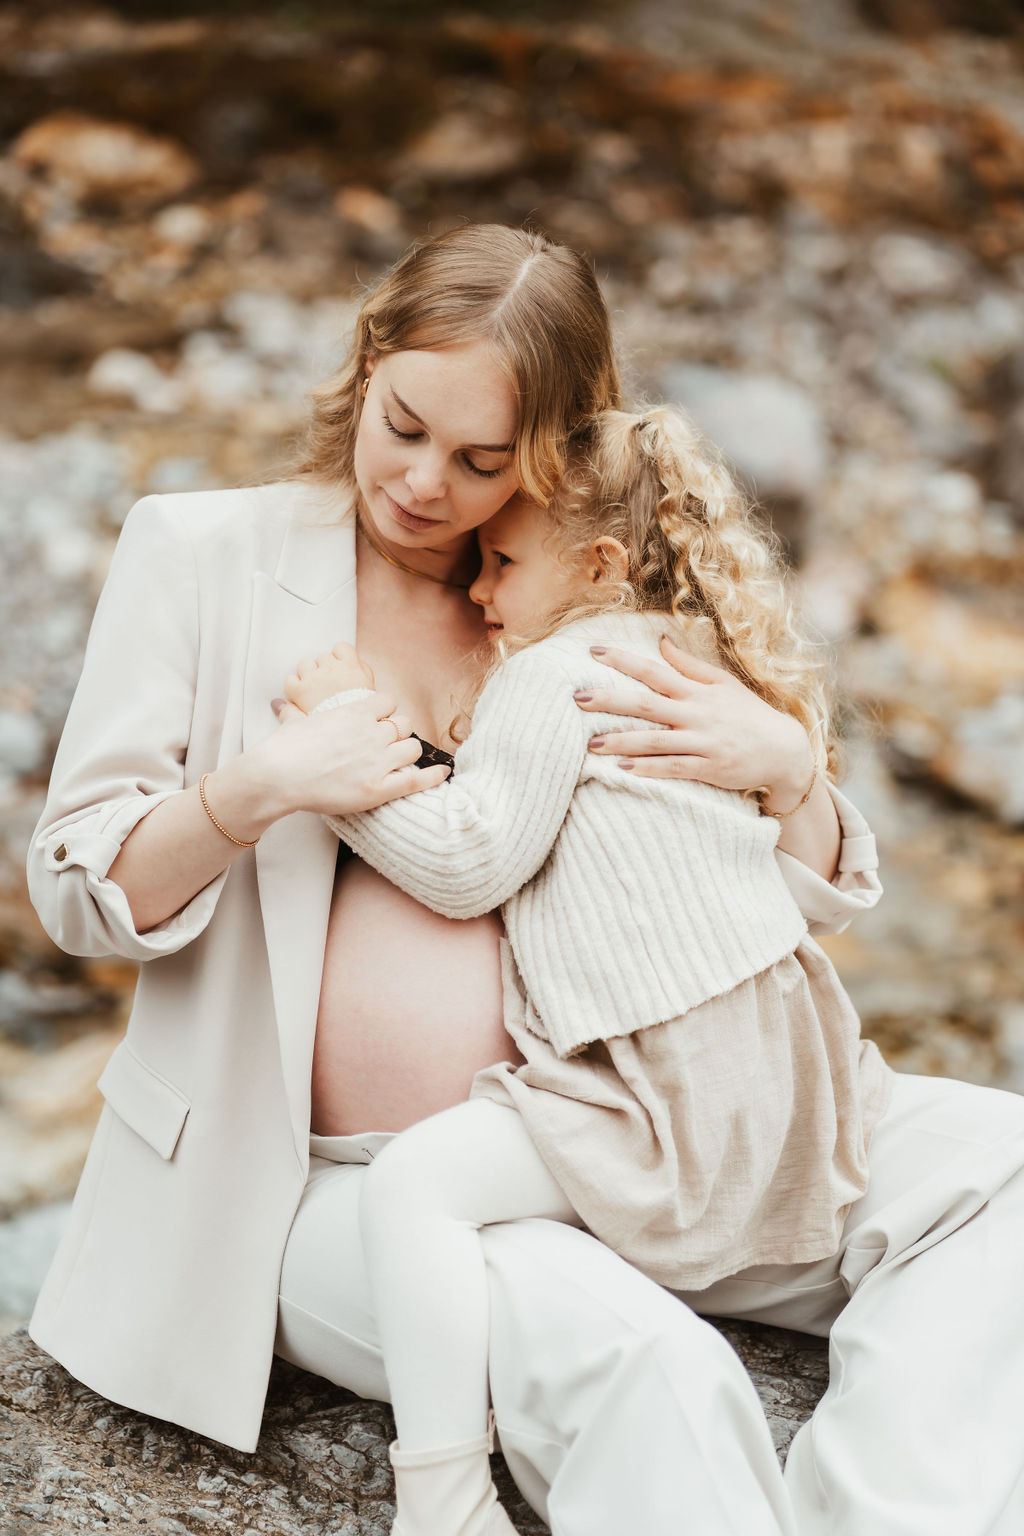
[328,650,588,920]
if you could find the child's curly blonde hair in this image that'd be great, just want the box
[508,407,838,779]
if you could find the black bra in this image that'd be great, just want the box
[414,735,456,772]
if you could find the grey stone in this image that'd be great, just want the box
[661,365,829,502]
[942,691,1024,826]
[0,712,46,778]
[869,233,966,300]
[0,1201,70,1326]
[900,293,1024,388]
[87,348,185,415]
[0,1326,827,1533]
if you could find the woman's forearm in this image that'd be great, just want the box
[107,695,445,934]
[107,753,293,933]
[763,772,841,882]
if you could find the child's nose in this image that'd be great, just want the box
[468,570,489,607]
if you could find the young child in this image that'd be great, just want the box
[288,408,893,1536]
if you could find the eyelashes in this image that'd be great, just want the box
[381,413,507,480]
[382,414,418,443]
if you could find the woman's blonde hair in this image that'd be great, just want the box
[518,407,838,777]
[299,224,621,505]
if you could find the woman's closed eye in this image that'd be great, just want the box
[383,412,420,443]
[382,413,507,480]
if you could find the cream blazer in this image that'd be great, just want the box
[26,480,883,1453]
[27,480,362,1452]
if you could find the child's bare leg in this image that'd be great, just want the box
[284,641,375,714]
[362,1098,578,1448]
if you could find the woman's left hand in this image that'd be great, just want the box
[577,634,815,803]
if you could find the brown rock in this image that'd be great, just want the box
[334,185,403,238]
[869,578,1024,705]
[849,578,1024,820]
[0,1026,122,1218]
[399,108,526,183]
[12,113,199,211]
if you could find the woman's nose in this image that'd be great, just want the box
[404,452,446,503]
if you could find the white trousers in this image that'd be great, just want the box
[277,1073,1024,1536]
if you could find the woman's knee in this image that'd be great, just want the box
[482,1219,708,1359]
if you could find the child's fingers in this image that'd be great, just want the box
[330,640,375,687]
[272,698,306,725]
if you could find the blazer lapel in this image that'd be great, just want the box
[242,494,358,1163]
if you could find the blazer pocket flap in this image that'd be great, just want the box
[98,1041,190,1160]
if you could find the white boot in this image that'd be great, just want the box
[389,1413,519,1536]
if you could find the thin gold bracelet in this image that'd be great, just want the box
[761,764,818,820]
[199,773,260,848]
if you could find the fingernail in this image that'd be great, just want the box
[617,758,635,771]
[659,632,678,647]
[589,735,605,749]
[270,697,286,716]
[589,646,607,657]
[573,690,593,702]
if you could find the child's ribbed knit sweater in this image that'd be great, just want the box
[329,614,808,1060]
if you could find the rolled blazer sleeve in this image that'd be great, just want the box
[776,782,882,936]
[27,496,228,960]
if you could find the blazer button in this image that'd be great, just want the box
[54,843,68,862]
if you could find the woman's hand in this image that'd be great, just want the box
[577,635,841,880]
[577,635,814,801]
[108,690,446,936]
[262,691,449,818]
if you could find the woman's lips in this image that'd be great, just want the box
[384,491,442,533]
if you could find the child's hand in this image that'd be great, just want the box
[284,643,375,714]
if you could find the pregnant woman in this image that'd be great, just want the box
[27,224,1024,1536]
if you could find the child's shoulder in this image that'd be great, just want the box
[532,611,667,669]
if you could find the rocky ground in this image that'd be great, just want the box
[0,1320,828,1534]
[0,0,1022,1446]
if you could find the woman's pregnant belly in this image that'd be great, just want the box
[311,858,521,1135]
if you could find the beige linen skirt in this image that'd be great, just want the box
[472,938,893,1292]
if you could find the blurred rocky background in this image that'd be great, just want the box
[1,0,1023,1345]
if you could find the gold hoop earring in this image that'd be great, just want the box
[361,377,369,399]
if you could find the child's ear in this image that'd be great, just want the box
[590,536,629,586]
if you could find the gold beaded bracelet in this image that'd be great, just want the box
[760,764,819,820]
[199,773,260,848]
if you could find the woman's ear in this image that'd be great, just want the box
[590,536,629,586]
